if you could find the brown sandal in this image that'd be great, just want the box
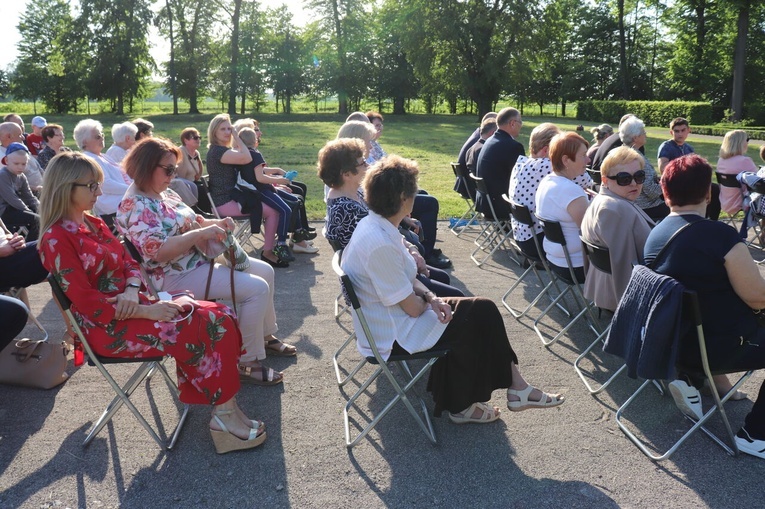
[265,338,297,357]
[239,364,283,386]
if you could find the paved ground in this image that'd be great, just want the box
[2,220,765,509]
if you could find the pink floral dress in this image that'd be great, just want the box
[40,215,241,405]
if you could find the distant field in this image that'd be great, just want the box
[14,112,758,220]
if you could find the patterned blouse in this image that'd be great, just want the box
[40,214,242,405]
[115,188,207,290]
[324,190,368,248]
[206,144,237,206]
[367,141,386,165]
[509,157,592,242]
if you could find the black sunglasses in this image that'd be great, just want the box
[189,135,201,140]
[606,170,646,186]
[159,164,177,177]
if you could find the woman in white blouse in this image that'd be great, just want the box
[341,155,564,424]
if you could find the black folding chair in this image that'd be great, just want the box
[450,162,479,236]
[533,217,601,347]
[573,237,626,394]
[198,175,258,254]
[614,281,753,461]
[716,171,744,227]
[469,174,520,267]
[48,275,189,450]
[500,196,567,319]
[332,250,448,448]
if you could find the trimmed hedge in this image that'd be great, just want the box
[691,127,765,141]
[576,100,721,127]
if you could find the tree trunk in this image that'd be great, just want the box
[330,0,348,115]
[561,100,567,117]
[617,0,629,99]
[393,95,405,115]
[475,96,493,121]
[286,91,291,114]
[693,1,708,99]
[240,93,246,115]
[730,0,750,121]
[227,0,242,116]
[166,0,178,115]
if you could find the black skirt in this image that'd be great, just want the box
[395,297,517,416]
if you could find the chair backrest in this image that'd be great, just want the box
[450,162,460,179]
[453,163,477,200]
[469,173,488,195]
[327,238,344,252]
[580,236,612,275]
[587,168,602,185]
[198,176,222,219]
[48,274,72,312]
[537,216,566,246]
[715,172,741,189]
[332,249,361,311]
[509,198,534,228]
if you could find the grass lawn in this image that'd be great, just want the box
[36,113,762,220]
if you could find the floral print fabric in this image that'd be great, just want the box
[115,188,207,291]
[324,190,368,249]
[40,215,242,405]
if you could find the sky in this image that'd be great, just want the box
[1,1,312,71]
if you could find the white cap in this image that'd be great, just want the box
[31,116,47,128]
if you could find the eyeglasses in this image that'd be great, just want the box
[159,164,177,177]
[73,181,102,193]
[356,160,369,168]
[189,135,201,141]
[606,170,646,186]
[93,133,104,140]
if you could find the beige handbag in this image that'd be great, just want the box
[0,337,69,389]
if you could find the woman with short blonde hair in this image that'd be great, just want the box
[717,130,757,216]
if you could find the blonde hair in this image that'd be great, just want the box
[529,123,561,156]
[238,127,257,148]
[207,113,232,149]
[336,121,376,142]
[719,130,748,159]
[38,152,104,239]
[233,118,256,133]
[590,124,613,144]
[600,146,645,180]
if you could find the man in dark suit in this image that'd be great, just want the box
[455,111,497,198]
[475,107,525,219]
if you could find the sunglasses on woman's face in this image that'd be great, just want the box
[606,170,646,186]
[159,164,177,177]
[189,135,201,141]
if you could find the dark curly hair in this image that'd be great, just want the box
[364,155,419,218]
[317,138,365,189]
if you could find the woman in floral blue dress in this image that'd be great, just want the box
[38,152,265,454]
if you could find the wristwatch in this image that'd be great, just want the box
[126,282,141,290]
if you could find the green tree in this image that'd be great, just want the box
[13,0,85,113]
[264,7,308,114]
[306,0,367,114]
[401,0,538,119]
[78,0,155,115]
[158,0,217,113]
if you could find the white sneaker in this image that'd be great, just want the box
[291,242,319,254]
[668,380,703,420]
[736,429,765,459]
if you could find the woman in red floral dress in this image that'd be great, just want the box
[38,151,265,454]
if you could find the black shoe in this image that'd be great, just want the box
[273,244,295,262]
[426,253,452,269]
[261,252,289,268]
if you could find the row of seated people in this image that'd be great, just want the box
[319,143,564,423]
[328,111,452,270]
[12,143,302,453]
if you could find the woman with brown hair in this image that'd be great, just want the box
[116,137,295,386]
